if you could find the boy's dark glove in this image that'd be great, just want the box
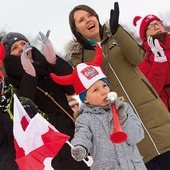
[114,97,127,123]
[71,145,87,161]
[110,2,119,35]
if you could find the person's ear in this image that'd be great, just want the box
[84,97,88,103]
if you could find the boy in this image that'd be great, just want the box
[50,46,147,170]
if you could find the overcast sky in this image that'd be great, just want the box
[1,0,170,55]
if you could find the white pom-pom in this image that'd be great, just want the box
[107,92,117,102]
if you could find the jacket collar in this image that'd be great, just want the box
[64,22,111,61]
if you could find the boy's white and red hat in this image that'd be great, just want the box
[50,45,106,95]
[133,15,162,40]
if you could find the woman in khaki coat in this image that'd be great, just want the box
[65,2,170,170]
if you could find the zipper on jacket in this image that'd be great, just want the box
[109,42,118,50]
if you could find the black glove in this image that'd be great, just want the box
[110,2,119,35]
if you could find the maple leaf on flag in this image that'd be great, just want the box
[13,94,70,170]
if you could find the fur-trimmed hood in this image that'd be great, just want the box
[64,21,111,62]
[64,40,82,61]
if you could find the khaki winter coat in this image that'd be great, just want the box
[65,25,170,163]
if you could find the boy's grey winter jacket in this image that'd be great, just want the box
[71,102,147,170]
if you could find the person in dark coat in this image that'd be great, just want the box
[1,32,89,170]
[0,100,18,170]
[0,48,19,169]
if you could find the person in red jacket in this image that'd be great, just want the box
[133,15,170,112]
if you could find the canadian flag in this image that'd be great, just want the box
[13,94,70,170]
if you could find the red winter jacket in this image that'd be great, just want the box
[139,33,170,111]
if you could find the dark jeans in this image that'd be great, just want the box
[145,151,170,170]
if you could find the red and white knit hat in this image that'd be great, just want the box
[50,45,106,95]
[133,15,161,40]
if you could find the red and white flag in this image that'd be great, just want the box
[13,94,70,170]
